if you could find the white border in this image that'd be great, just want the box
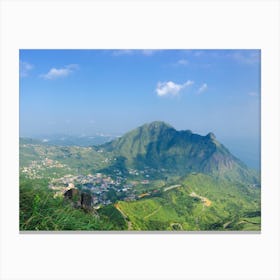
[1,1,279,280]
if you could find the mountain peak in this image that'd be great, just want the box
[100,121,258,183]
[206,132,216,140]
[142,121,173,130]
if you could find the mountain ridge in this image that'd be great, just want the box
[101,121,259,184]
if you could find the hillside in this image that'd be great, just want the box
[116,173,261,231]
[101,121,259,183]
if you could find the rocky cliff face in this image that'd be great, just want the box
[64,188,93,210]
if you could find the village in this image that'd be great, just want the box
[20,158,69,179]
[20,156,164,207]
[48,169,164,208]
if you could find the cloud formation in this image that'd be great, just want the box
[112,50,134,56]
[176,59,188,66]
[141,50,159,56]
[231,51,260,65]
[156,80,194,97]
[112,49,160,56]
[40,64,78,80]
[182,50,260,65]
[20,61,33,77]
[198,83,208,94]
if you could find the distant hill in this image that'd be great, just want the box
[20,134,116,147]
[20,137,44,145]
[101,121,259,183]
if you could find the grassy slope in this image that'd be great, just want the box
[117,173,261,231]
[20,177,126,231]
[20,144,108,174]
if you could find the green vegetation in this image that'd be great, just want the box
[19,121,261,231]
[20,177,126,230]
[101,121,259,183]
[98,205,127,229]
[117,173,261,231]
[19,144,111,181]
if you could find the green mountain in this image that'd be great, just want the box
[101,121,259,183]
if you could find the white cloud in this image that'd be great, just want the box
[184,80,194,87]
[20,61,33,77]
[112,49,160,56]
[176,59,188,66]
[141,50,159,56]
[230,51,260,65]
[194,50,204,57]
[40,64,78,80]
[156,80,194,97]
[112,50,134,56]
[181,50,260,65]
[198,83,208,94]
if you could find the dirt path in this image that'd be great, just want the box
[143,206,162,219]
[127,221,133,230]
[163,184,181,192]
[189,192,212,207]
[238,219,260,225]
[114,203,133,230]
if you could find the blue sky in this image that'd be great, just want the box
[19,49,260,168]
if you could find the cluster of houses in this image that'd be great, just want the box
[20,158,67,179]
[49,172,140,207]
[21,155,166,208]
